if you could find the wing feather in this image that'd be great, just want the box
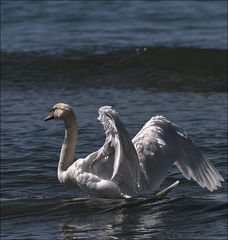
[132,116,224,192]
[91,106,140,195]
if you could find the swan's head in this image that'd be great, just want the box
[44,103,73,121]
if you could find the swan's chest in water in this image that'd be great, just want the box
[71,161,101,195]
[70,159,122,198]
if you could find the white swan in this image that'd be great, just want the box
[44,103,224,198]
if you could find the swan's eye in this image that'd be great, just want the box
[50,108,56,113]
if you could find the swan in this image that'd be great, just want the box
[44,103,224,198]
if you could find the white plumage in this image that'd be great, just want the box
[44,103,224,198]
[132,116,223,192]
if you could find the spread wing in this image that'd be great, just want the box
[89,106,140,195]
[132,116,224,192]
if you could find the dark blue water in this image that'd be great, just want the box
[1,1,227,239]
[1,1,227,53]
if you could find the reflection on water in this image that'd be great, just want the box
[59,198,167,239]
[56,193,227,239]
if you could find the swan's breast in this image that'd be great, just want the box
[69,159,122,197]
[75,171,121,198]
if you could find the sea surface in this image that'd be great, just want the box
[1,1,227,240]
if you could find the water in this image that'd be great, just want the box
[1,1,227,53]
[1,1,227,240]
[1,89,227,239]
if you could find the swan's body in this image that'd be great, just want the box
[44,103,224,198]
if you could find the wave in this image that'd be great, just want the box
[2,193,227,219]
[2,47,227,92]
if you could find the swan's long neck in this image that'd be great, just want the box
[58,111,77,183]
